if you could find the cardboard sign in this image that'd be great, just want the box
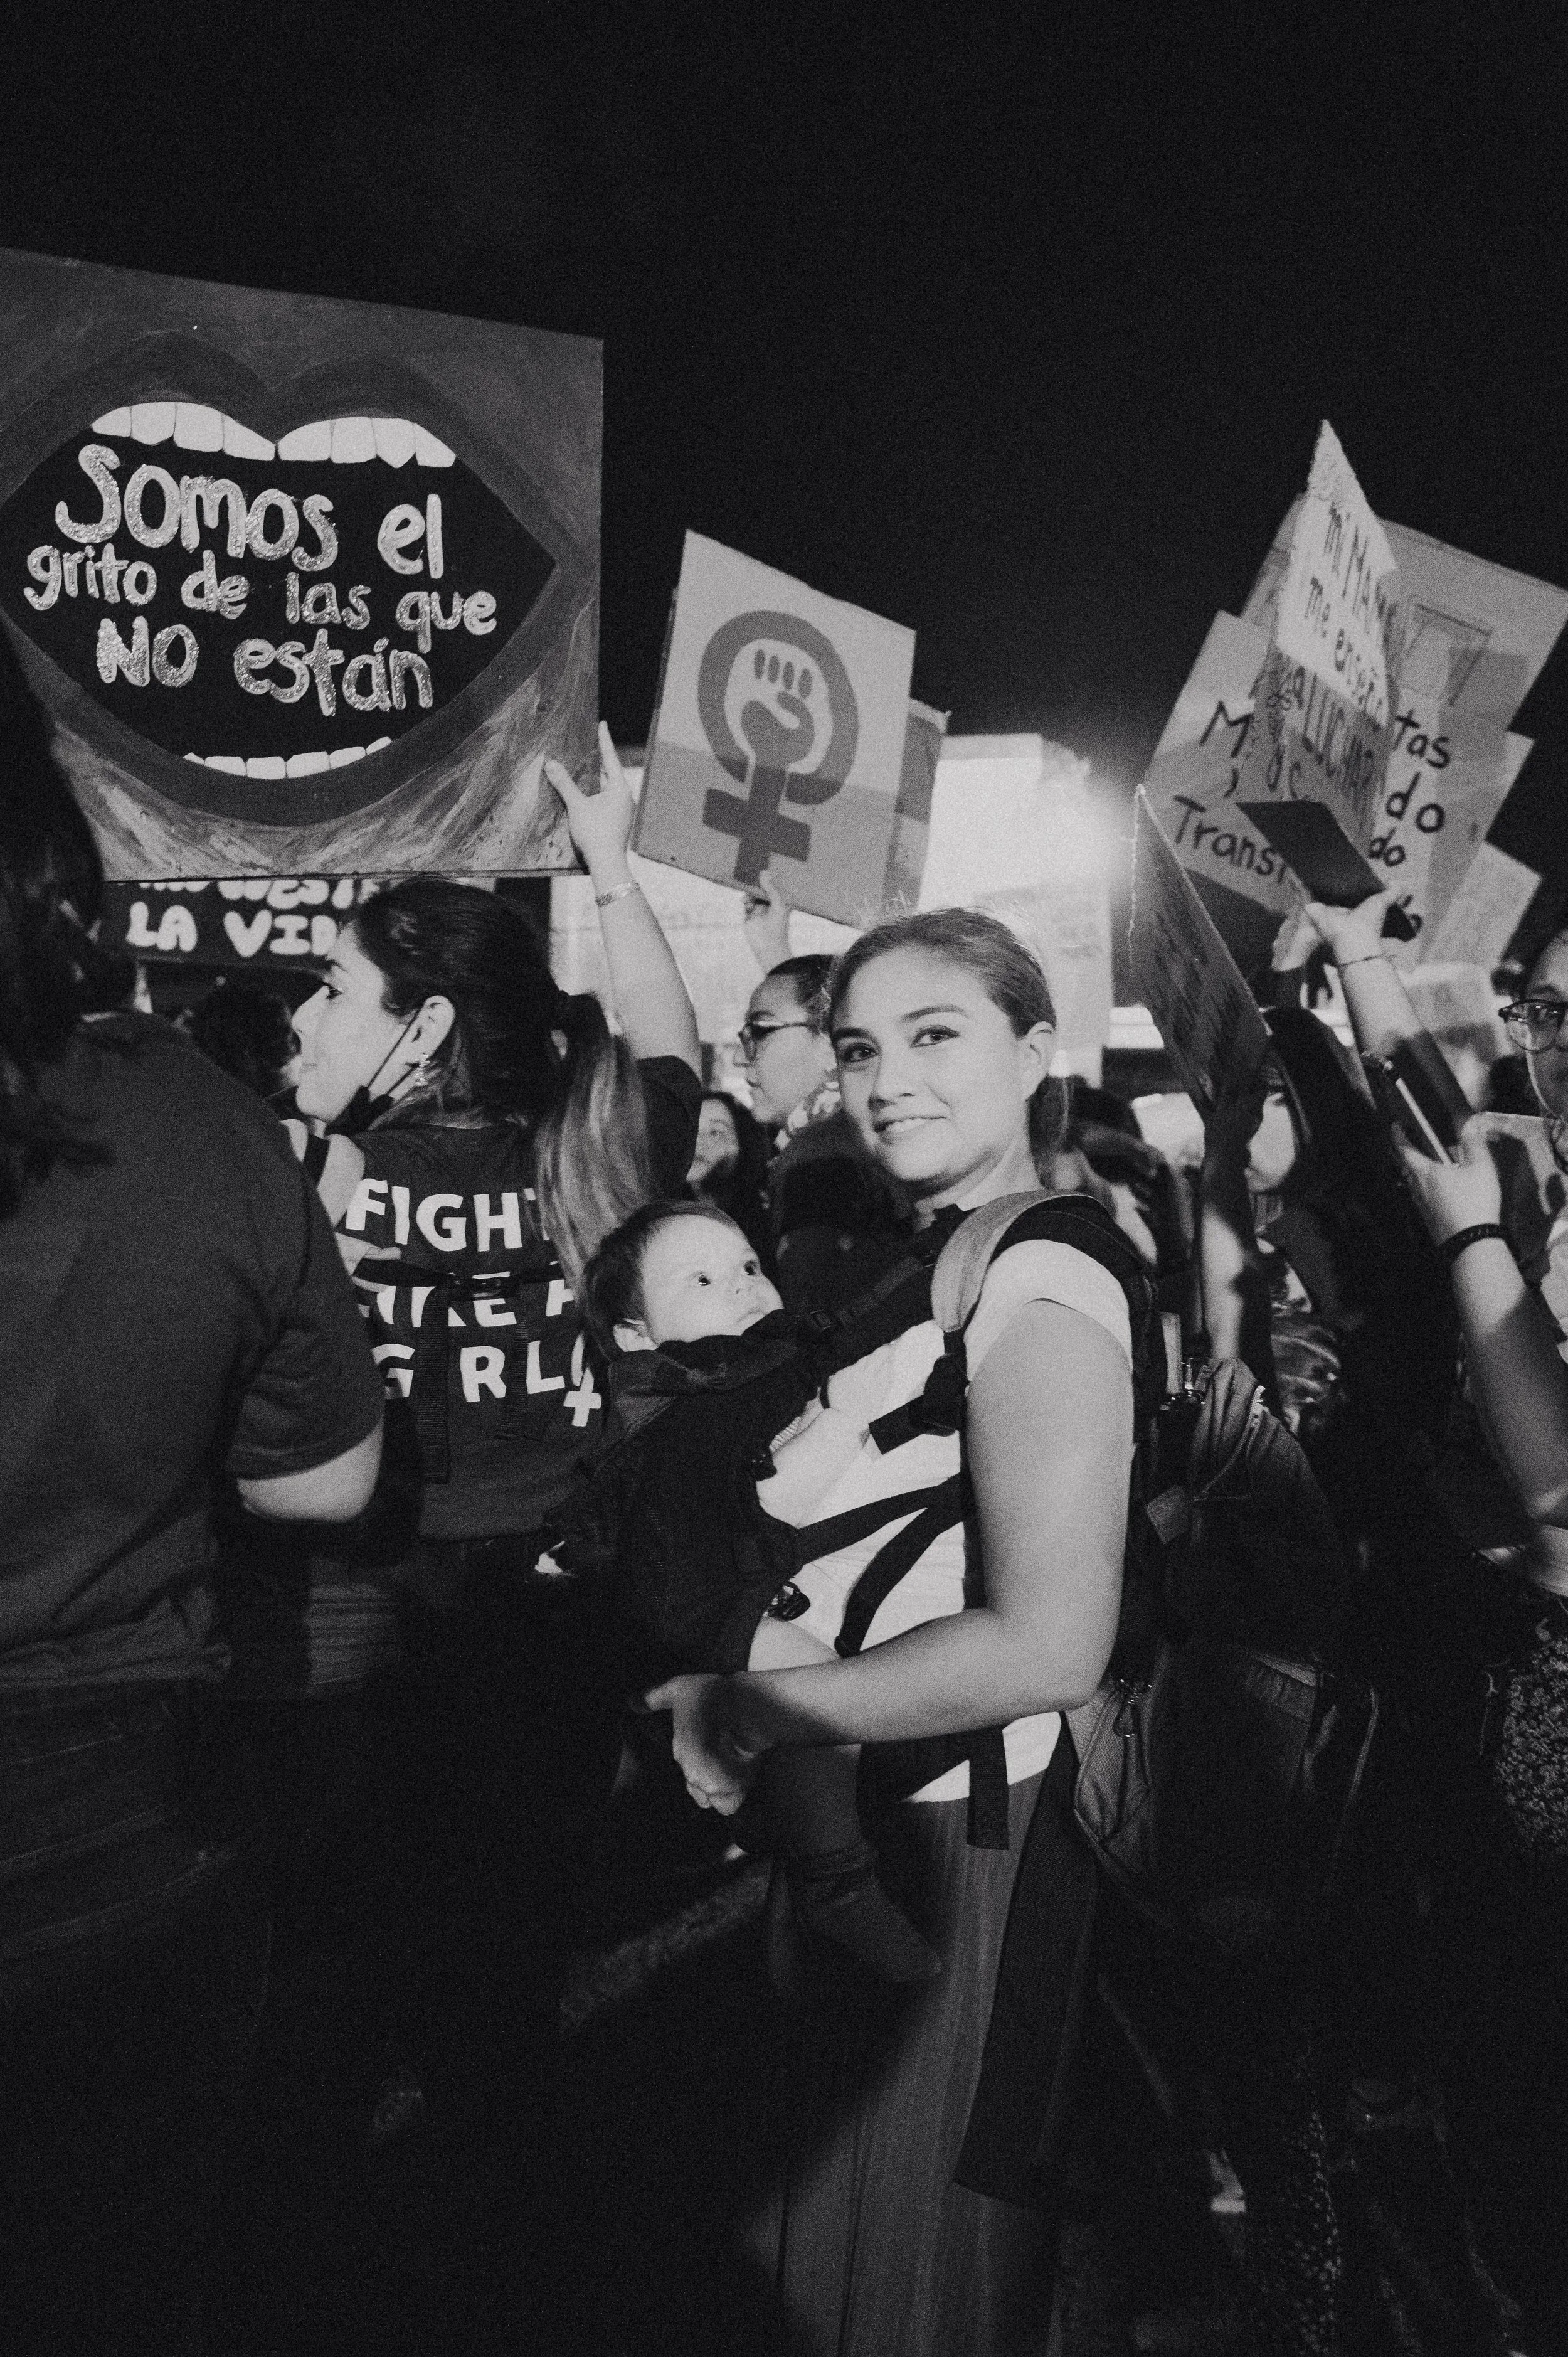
[1143,611,1296,969]
[634,531,916,924]
[885,697,946,910]
[0,247,600,877]
[1130,790,1269,1112]
[1237,422,1404,853]
[1424,840,1541,974]
[1242,506,1567,730]
[100,875,381,967]
[1369,698,1530,967]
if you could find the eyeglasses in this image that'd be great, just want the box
[737,1018,814,1058]
[1499,999,1568,1052]
[1500,999,1568,1053]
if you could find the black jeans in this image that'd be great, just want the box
[0,1683,268,2357]
[366,1545,627,2341]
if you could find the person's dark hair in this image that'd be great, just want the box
[349,878,651,1284]
[187,979,298,1103]
[0,629,113,1216]
[825,908,1067,1163]
[582,1198,743,1354]
[1064,1077,1141,1140]
[764,952,833,1030]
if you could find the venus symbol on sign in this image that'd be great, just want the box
[696,610,859,886]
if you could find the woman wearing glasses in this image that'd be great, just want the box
[736,936,909,1312]
[1305,887,1568,2348]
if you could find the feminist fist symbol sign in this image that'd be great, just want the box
[696,610,859,886]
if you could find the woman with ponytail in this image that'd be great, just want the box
[277,725,699,2334]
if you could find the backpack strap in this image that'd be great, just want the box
[355,1255,568,1479]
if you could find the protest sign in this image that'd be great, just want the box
[1236,422,1404,853]
[633,532,917,925]
[1424,840,1541,975]
[1130,790,1269,1112]
[1368,699,1530,967]
[1143,611,1296,970]
[99,876,381,969]
[1242,506,1567,730]
[0,247,600,877]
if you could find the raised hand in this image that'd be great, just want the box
[1301,887,1396,969]
[1397,1112,1505,1245]
[545,720,636,885]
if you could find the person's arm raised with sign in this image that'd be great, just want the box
[544,723,700,1075]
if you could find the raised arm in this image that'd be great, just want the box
[1403,1115,1568,1526]
[546,724,700,1075]
[1303,890,1471,1131]
[650,1301,1131,1808]
[1197,1083,1280,1398]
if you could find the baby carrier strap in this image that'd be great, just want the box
[787,1197,1150,1851]
[355,1255,560,1481]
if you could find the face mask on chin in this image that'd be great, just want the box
[327,1011,424,1139]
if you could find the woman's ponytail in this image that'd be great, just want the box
[532,989,654,1288]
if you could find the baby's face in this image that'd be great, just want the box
[625,1216,783,1349]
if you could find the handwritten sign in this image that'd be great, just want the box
[1143,612,1296,971]
[1242,508,1568,731]
[0,247,600,877]
[1237,422,1404,853]
[99,876,381,967]
[634,532,916,925]
[1369,698,1531,967]
[1130,790,1269,1112]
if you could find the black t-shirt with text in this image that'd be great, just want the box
[0,1016,384,1688]
[344,1056,701,1541]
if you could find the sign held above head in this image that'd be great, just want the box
[1130,790,1269,1115]
[0,246,601,878]
[633,531,923,926]
[1236,420,1405,854]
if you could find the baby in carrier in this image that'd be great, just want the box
[556,1199,940,1983]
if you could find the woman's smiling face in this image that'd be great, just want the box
[830,945,1052,1210]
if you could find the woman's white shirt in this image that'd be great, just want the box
[771,1240,1133,1799]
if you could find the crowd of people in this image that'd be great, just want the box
[4,604,1567,2357]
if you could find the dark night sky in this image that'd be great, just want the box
[4,3,1567,886]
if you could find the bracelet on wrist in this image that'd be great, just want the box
[593,878,640,909]
[1338,950,1388,968]
[1438,1223,1510,1269]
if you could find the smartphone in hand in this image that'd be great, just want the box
[1362,1054,1454,1161]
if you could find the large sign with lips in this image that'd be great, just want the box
[0,247,600,876]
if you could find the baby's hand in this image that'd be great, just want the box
[825,1343,894,1431]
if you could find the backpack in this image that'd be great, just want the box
[931,1191,1378,1957]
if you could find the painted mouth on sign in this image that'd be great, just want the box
[0,354,580,827]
